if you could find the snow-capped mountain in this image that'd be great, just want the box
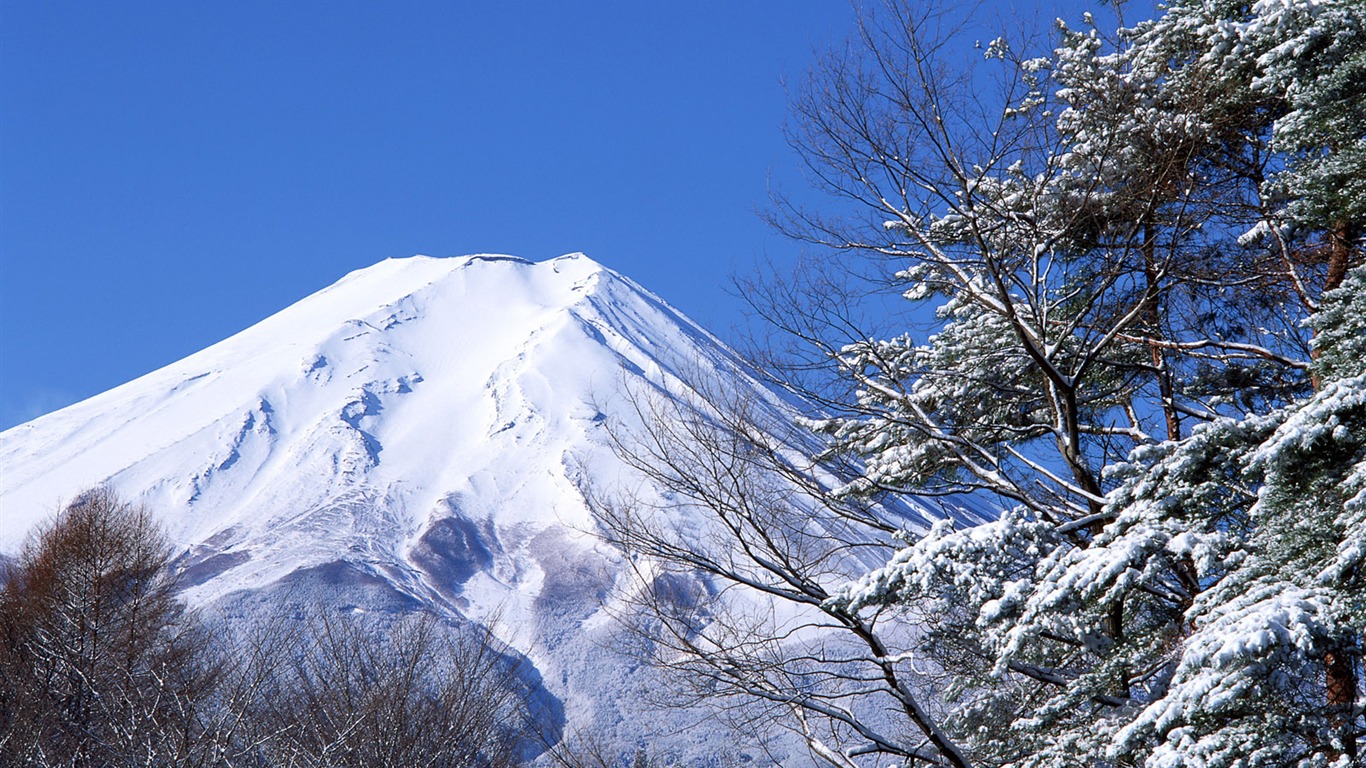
[0,253,964,762]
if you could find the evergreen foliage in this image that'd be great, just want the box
[791,1,1366,765]
[607,0,1363,765]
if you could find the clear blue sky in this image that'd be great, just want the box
[1,1,1109,430]
[1,2,864,429]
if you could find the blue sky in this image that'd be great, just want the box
[2,2,866,429]
[1,1,1115,430]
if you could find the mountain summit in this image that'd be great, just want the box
[2,253,736,564]
[0,253,956,760]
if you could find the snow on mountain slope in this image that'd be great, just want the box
[0,253,976,761]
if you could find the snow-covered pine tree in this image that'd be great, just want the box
[785,0,1365,765]
[1106,265,1366,766]
[988,265,1366,767]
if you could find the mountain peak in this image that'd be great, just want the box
[0,253,963,761]
[0,253,712,554]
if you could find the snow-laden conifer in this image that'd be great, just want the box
[783,0,1366,764]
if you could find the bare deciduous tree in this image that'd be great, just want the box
[592,378,978,768]
[1,491,538,768]
[0,488,225,768]
[251,609,532,768]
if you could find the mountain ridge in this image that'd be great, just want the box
[0,252,969,762]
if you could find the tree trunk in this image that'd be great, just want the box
[1322,222,1356,295]
[1325,644,1359,762]
[1316,220,1360,762]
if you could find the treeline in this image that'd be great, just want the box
[0,489,530,768]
